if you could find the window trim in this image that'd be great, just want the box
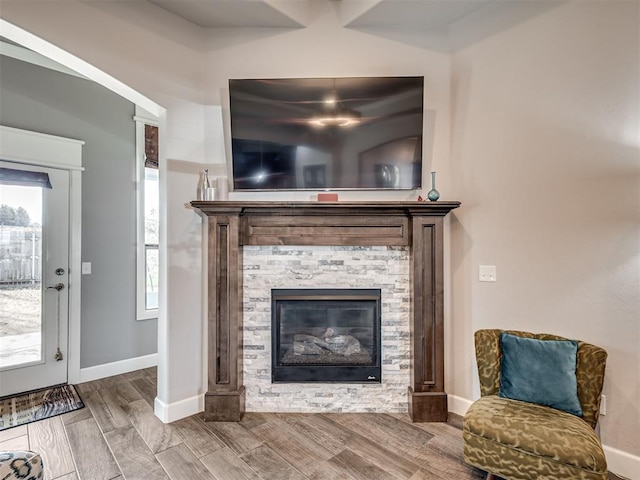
[135,115,159,321]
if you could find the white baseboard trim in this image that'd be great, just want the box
[78,353,158,383]
[604,445,640,480]
[448,394,473,417]
[447,394,639,480]
[154,393,204,424]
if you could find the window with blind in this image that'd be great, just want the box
[136,120,159,320]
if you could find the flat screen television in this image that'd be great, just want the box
[229,76,424,191]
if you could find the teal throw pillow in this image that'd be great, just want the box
[498,332,583,417]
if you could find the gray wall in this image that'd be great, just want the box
[0,55,157,368]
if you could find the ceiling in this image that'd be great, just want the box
[142,0,501,29]
[140,0,565,51]
[146,0,306,28]
[0,0,565,78]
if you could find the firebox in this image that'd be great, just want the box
[271,288,382,383]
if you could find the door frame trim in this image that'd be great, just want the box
[0,125,84,385]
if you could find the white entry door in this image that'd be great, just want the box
[0,161,70,396]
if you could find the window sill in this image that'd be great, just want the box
[137,309,158,321]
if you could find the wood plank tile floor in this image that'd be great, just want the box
[0,367,625,480]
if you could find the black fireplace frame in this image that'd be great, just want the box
[271,288,382,383]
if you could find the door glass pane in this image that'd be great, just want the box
[0,185,43,369]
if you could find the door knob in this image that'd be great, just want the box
[47,283,65,291]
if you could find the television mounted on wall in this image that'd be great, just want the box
[229,76,425,191]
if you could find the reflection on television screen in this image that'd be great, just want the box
[229,77,424,191]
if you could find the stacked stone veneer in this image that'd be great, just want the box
[242,245,411,413]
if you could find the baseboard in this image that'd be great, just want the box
[448,394,639,480]
[78,353,158,383]
[603,445,640,480]
[154,393,204,424]
[448,394,473,417]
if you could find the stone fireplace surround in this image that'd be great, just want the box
[191,201,460,422]
[243,245,409,412]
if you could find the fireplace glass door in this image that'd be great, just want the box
[271,289,381,383]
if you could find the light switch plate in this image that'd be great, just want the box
[82,262,92,275]
[479,265,496,282]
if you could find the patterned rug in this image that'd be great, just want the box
[0,384,84,431]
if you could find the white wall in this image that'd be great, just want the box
[449,0,640,460]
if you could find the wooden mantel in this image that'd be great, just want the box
[191,200,461,422]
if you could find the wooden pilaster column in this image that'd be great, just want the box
[408,214,447,422]
[204,211,245,421]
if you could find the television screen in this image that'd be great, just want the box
[229,76,424,191]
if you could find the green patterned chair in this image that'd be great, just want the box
[463,329,608,480]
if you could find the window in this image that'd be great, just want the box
[135,117,159,320]
[143,166,159,310]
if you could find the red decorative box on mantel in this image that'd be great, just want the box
[317,193,339,201]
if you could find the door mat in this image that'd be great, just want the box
[0,384,84,431]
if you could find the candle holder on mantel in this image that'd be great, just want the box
[427,171,440,202]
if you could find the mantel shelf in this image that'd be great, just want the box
[191,200,461,217]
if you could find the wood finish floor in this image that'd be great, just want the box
[0,368,625,480]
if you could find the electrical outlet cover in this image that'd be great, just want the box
[479,265,496,282]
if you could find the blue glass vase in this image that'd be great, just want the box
[427,171,440,201]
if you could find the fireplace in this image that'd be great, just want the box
[191,200,460,421]
[271,288,382,383]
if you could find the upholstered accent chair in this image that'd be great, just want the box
[463,329,608,480]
